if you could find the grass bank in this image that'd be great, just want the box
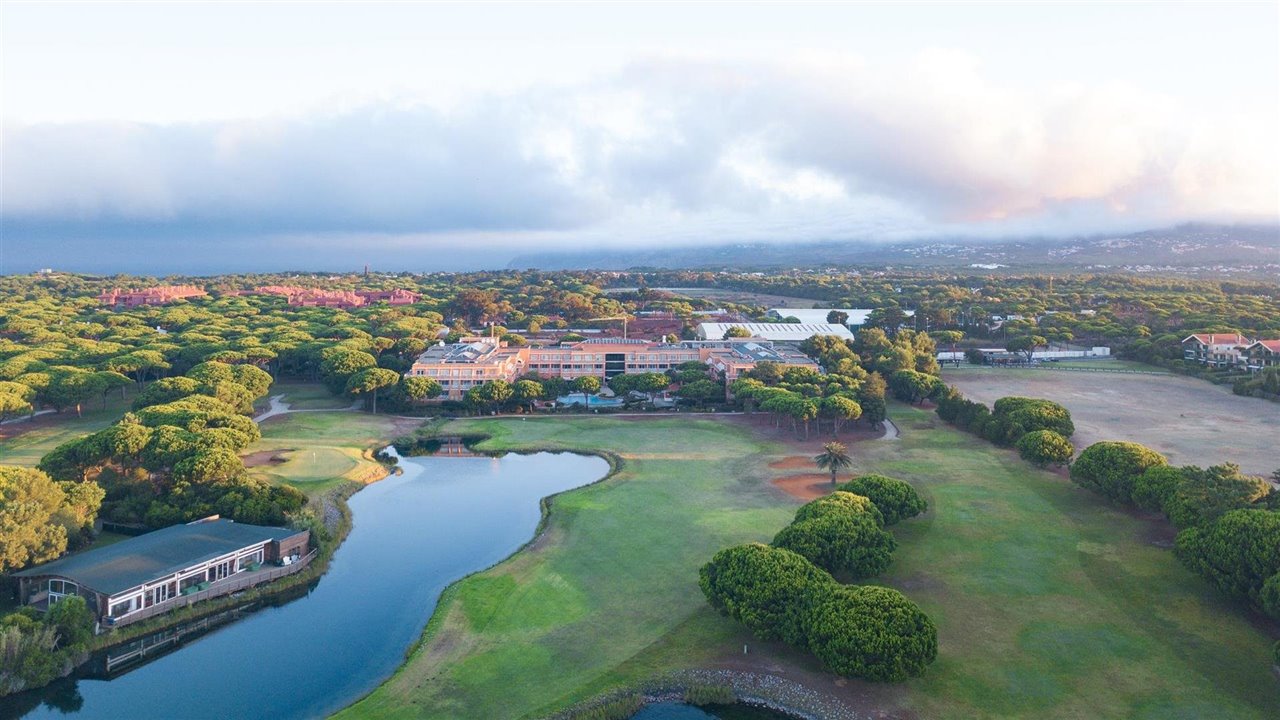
[861,404,1279,718]
[339,408,1279,720]
[337,416,797,720]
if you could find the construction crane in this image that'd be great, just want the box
[586,314,635,340]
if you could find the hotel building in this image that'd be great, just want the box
[409,338,818,400]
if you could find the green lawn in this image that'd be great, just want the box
[271,381,358,410]
[247,408,414,492]
[85,531,132,551]
[338,417,797,720]
[337,409,1279,720]
[0,391,137,467]
[862,405,1278,718]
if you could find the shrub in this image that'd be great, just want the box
[1273,640,1280,667]
[1262,573,1280,621]
[1070,441,1168,505]
[794,491,883,527]
[772,513,896,579]
[1162,464,1271,529]
[836,474,927,525]
[993,396,1075,438]
[966,406,991,435]
[888,369,942,404]
[44,595,93,648]
[804,585,938,681]
[1174,510,1280,607]
[1015,430,1074,467]
[698,543,836,646]
[982,418,1014,445]
[1132,465,1185,513]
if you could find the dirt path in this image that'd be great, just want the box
[0,409,55,426]
[252,394,362,423]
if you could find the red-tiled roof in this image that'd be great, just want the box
[1248,339,1280,353]
[1183,333,1251,346]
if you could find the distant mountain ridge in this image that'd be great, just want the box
[508,223,1280,274]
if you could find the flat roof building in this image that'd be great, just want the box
[13,518,310,629]
[695,322,854,342]
[765,308,915,328]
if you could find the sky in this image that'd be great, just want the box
[1,1,1278,274]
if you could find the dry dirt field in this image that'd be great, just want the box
[942,367,1280,476]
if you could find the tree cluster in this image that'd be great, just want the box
[34,360,307,532]
[1,596,96,695]
[936,389,1075,453]
[836,474,928,525]
[698,477,935,681]
[0,467,104,573]
[699,543,936,682]
[1175,509,1280,621]
[1068,440,1279,623]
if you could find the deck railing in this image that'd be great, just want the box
[107,550,317,628]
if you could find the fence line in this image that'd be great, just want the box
[947,365,1168,376]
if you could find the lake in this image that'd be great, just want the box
[3,449,609,719]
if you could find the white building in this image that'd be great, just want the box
[766,308,913,328]
[696,322,854,342]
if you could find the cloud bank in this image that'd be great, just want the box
[3,52,1276,269]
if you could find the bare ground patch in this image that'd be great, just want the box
[772,473,837,501]
[241,448,295,467]
[943,369,1280,476]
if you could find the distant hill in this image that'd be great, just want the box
[508,223,1280,275]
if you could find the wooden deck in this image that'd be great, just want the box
[106,550,317,629]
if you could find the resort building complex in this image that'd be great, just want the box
[13,518,311,630]
[249,286,421,308]
[409,337,818,399]
[97,285,208,307]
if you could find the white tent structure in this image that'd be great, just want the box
[695,322,854,342]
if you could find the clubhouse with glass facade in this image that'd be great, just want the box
[13,517,311,629]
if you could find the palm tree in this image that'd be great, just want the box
[814,441,853,485]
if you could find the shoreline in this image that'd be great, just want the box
[339,427,621,715]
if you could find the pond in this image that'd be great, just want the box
[2,448,609,719]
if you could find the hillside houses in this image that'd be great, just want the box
[1181,333,1280,372]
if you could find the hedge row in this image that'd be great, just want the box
[1069,441,1280,622]
[935,389,1076,465]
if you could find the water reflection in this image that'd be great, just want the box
[2,449,608,720]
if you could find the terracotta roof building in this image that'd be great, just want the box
[409,337,819,400]
[1181,333,1253,368]
[97,285,207,307]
